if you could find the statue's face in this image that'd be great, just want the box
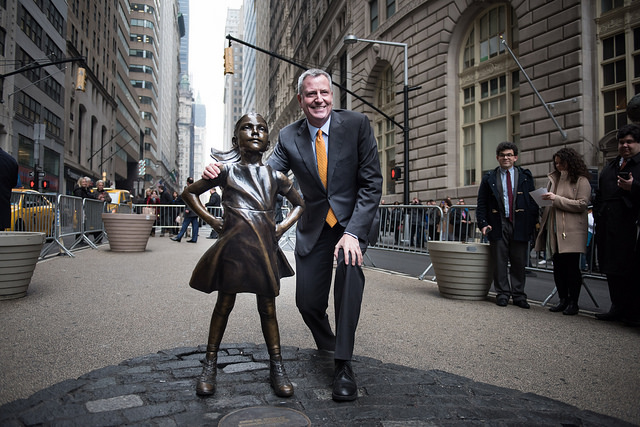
[236,114,269,154]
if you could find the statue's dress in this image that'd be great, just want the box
[189,163,295,297]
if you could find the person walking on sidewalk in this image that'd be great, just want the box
[203,69,383,402]
[476,141,538,309]
[534,148,591,315]
[171,177,198,243]
[182,113,304,397]
[593,123,640,326]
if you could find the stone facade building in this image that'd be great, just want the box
[257,0,640,203]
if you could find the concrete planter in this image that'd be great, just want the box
[428,241,492,301]
[0,231,45,300]
[102,213,156,252]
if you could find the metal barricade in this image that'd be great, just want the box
[80,198,106,248]
[51,195,83,257]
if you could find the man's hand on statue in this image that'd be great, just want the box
[334,233,362,266]
[202,163,222,180]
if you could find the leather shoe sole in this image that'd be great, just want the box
[187,240,197,243]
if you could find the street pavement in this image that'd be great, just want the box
[0,231,638,426]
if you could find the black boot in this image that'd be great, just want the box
[549,298,569,312]
[270,358,293,397]
[196,351,217,396]
[563,301,579,315]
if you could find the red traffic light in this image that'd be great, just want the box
[29,180,36,189]
[42,180,49,189]
[390,166,402,180]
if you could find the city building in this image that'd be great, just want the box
[222,7,243,151]
[253,0,640,204]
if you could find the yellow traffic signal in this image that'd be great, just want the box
[224,46,234,75]
[76,67,86,91]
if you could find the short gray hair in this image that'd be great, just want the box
[297,69,332,95]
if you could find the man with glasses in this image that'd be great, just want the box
[476,142,538,308]
[594,123,640,326]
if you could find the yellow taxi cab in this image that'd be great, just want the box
[9,188,56,236]
[104,188,132,212]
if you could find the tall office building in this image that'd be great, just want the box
[222,8,242,151]
[178,0,189,81]
[242,0,256,114]
[7,1,67,192]
[177,75,193,185]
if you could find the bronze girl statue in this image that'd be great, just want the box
[181,113,304,397]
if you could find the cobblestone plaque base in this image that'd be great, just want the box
[218,406,310,427]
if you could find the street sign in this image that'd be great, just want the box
[28,171,34,177]
[38,172,46,178]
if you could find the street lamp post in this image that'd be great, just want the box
[343,35,410,205]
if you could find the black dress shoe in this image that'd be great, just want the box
[496,296,508,307]
[170,236,181,242]
[549,298,569,312]
[187,239,197,243]
[332,360,357,402]
[514,300,530,309]
[563,302,579,315]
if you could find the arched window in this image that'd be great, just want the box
[459,4,519,185]
[375,65,396,195]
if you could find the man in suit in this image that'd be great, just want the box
[594,123,640,326]
[476,141,538,309]
[203,69,382,401]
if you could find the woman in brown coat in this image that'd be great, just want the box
[535,148,591,315]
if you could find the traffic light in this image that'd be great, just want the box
[76,67,86,91]
[42,180,49,190]
[29,180,36,189]
[391,166,402,180]
[138,159,146,176]
[223,46,234,75]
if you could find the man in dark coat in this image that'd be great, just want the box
[594,123,640,326]
[0,147,18,230]
[205,187,221,239]
[476,141,538,309]
[158,185,173,236]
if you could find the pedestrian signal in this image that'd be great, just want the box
[42,180,49,189]
[224,46,234,75]
[76,67,86,92]
[29,180,36,189]
[390,166,402,180]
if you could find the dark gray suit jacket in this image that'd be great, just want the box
[268,109,383,256]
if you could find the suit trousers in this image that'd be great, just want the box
[294,223,366,361]
[490,217,528,302]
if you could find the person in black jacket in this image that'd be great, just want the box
[476,142,538,309]
[205,187,221,239]
[593,123,640,326]
[72,177,94,199]
[171,177,199,242]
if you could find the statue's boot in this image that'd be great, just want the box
[196,350,217,396]
[270,356,293,397]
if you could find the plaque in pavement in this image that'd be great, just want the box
[218,406,311,427]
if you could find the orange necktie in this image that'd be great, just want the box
[315,129,338,227]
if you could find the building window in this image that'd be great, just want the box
[42,71,63,105]
[375,65,396,195]
[15,91,41,123]
[459,4,519,186]
[386,0,396,19]
[0,27,5,55]
[18,134,35,167]
[43,108,62,138]
[18,5,43,48]
[601,0,624,14]
[370,0,379,32]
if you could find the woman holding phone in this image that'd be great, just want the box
[534,148,592,315]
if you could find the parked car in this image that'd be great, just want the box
[10,189,55,236]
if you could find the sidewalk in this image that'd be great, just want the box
[1,234,638,425]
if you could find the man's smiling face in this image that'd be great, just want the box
[298,74,333,128]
